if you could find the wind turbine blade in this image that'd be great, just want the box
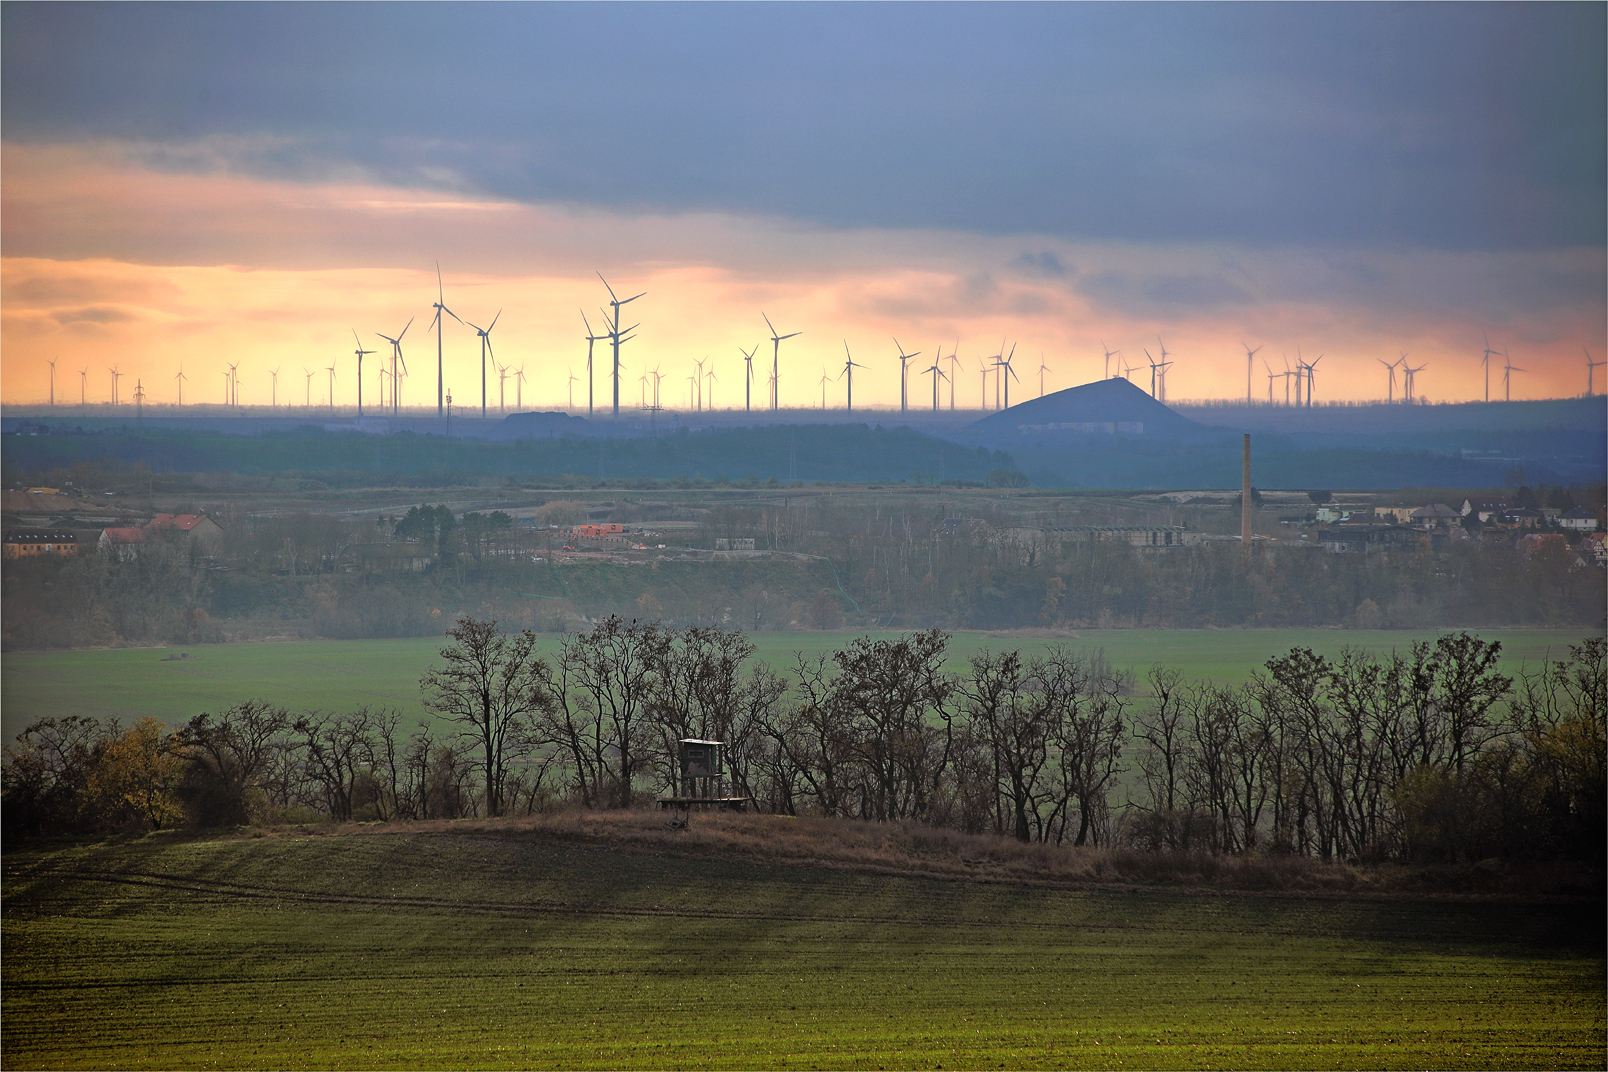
[487,309,501,331]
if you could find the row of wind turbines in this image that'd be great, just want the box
[33,261,1606,414]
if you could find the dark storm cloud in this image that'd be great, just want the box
[3,3,1602,251]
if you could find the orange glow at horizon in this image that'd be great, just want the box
[3,143,1603,411]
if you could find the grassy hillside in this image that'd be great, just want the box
[4,816,1601,1070]
[2,628,1591,742]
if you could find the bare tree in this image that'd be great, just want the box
[421,617,551,818]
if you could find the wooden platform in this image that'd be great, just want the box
[656,796,753,812]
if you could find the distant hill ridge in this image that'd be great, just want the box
[967,378,1200,437]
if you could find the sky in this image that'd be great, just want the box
[3,2,1604,413]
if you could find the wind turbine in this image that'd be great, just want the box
[1243,343,1262,405]
[995,343,1019,409]
[79,367,87,405]
[351,332,373,416]
[1145,348,1161,398]
[763,312,801,411]
[108,366,122,405]
[580,310,607,417]
[1303,355,1323,406]
[175,366,187,406]
[465,310,501,418]
[740,344,759,412]
[1378,356,1400,403]
[375,317,413,417]
[430,262,462,417]
[598,273,645,418]
[268,366,279,408]
[326,364,337,413]
[692,357,706,411]
[46,358,56,406]
[1401,359,1426,403]
[893,338,921,412]
[1502,351,1524,401]
[704,361,717,410]
[840,342,865,411]
[303,367,314,407]
[1263,359,1277,404]
[1584,347,1604,396]
[818,367,831,409]
[1155,338,1173,403]
[566,367,579,410]
[1101,341,1120,380]
[223,370,232,405]
[925,358,948,410]
[1037,354,1051,397]
[1121,358,1140,383]
[979,357,992,408]
[515,365,526,410]
[1480,332,1498,403]
[496,360,509,413]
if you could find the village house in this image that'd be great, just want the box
[2,530,79,559]
[97,527,149,559]
[1319,525,1420,554]
[1409,503,1461,527]
[147,513,225,543]
[1559,507,1601,532]
[1461,497,1509,522]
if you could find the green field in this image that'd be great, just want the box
[3,628,1594,742]
[0,623,1582,742]
[3,821,1602,1070]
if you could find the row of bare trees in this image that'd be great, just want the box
[5,621,1602,862]
[1129,634,1605,862]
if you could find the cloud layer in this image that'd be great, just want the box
[2,6,1602,409]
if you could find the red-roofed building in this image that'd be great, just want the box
[146,514,225,541]
[98,527,149,560]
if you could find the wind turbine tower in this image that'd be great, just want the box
[351,333,373,417]
[375,318,413,417]
[1584,347,1604,396]
[740,344,758,412]
[1401,359,1426,403]
[47,358,56,406]
[1480,333,1498,403]
[175,366,187,406]
[1243,343,1261,405]
[598,274,645,418]
[430,263,462,417]
[893,338,920,412]
[465,311,501,419]
[840,342,865,411]
[1502,352,1524,402]
[1378,356,1399,403]
[763,312,801,411]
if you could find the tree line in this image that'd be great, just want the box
[6,620,1601,864]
